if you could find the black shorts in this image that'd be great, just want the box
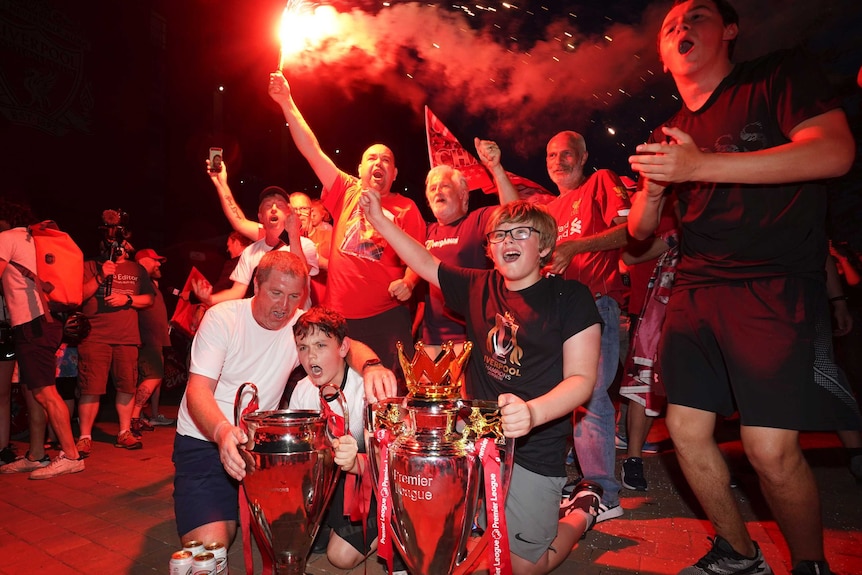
[13,315,63,391]
[55,377,78,401]
[137,345,165,381]
[660,277,857,430]
[172,434,239,536]
[324,473,378,555]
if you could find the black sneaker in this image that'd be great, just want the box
[679,536,772,575]
[311,527,330,554]
[622,457,648,491]
[561,477,583,498]
[791,560,832,575]
[560,479,603,522]
[0,445,17,464]
[849,454,862,484]
[131,417,154,435]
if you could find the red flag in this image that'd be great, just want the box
[169,266,209,338]
[424,106,556,204]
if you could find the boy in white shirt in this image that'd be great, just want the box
[289,306,385,570]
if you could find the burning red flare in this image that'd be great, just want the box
[277,0,338,70]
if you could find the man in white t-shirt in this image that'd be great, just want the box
[193,186,319,309]
[173,250,393,552]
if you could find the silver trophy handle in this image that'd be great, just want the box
[234,382,259,426]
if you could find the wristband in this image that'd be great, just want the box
[125,294,134,309]
[829,295,849,303]
[362,358,382,373]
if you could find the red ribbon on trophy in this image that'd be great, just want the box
[319,395,345,437]
[479,438,512,575]
[375,428,395,573]
[320,396,373,527]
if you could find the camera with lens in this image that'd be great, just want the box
[99,208,132,262]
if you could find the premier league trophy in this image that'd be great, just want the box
[366,341,515,575]
[235,383,342,575]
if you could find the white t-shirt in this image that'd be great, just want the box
[231,236,320,282]
[289,366,367,450]
[176,298,304,441]
[0,228,44,326]
[230,237,319,309]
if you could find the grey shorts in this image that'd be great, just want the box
[479,463,566,564]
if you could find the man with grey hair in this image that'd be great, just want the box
[542,130,630,522]
[420,163,496,358]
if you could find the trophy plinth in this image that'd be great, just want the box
[366,341,514,575]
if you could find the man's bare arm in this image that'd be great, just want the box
[475,137,520,205]
[547,223,628,276]
[207,159,262,241]
[630,109,854,185]
[268,72,340,193]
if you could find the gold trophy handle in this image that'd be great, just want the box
[319,383,350,441]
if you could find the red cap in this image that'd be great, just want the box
[135,248,166,263]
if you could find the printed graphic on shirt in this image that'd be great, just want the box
[486,311,523,370]
[558,198,583,240]
[714,121,767,153]
[340,203,393,261]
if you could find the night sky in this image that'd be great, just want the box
[2,0,860,287]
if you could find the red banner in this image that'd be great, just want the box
[169,267,209,338]
[425,106,555,204]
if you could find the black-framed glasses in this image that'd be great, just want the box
[485,226,541,244]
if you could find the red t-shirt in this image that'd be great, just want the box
[322,172,426,318]
[545,169,631,304]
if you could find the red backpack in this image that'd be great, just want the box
[10,221,84,314]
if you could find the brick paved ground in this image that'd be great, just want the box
[1,401,860,575]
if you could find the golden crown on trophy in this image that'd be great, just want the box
[397,340,473,400]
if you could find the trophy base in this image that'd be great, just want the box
[273,554,308,575]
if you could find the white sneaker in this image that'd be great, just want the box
[596,502,624,523]
[0,452,50,474]
[29,452,85,480]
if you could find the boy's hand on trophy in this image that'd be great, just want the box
[498,393,533,439]
[332,435,359,472]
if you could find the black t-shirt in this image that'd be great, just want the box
[655,48,838,288]
[438,263,601,477]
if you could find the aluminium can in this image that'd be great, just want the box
[169,550,194,575]
[204,542,228,575]
[182,540,205,557]
[192,552,216,575]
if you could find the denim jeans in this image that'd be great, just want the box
[572,295,621,507]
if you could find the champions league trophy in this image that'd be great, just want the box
[235,383,343,575]
[366,341,515,575]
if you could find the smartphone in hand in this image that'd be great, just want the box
[209,147,224,173]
